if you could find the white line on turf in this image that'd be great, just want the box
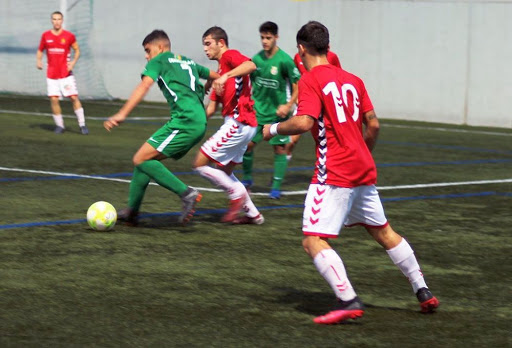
[1,166,511,196]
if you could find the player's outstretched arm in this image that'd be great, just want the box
[212,61,256,95]
[104,76,154,131]
[263,114,315,140]
[362,110,380,151]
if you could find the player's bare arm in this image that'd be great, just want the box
[212,60,257,95]
[104,76,154,131]
[263,114,315,141]
[205,100,218,118]
[68,42,80,71]
[276,82,299,118]
[362,110,380,151]
[36,50,44,70]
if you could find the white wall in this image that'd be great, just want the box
[1,0,511,128]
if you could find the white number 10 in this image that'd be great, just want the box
[322,82,360,123]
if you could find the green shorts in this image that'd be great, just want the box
[147,122,206,160]
[251,124,290,146]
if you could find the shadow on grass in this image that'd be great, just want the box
[274,287,415,320]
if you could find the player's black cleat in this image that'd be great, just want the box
[416,287,440,313]
[80,126,89,135]
[117,207,139,226]
[54,126,64,134]
[313,296,365,324]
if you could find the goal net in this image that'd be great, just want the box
[0,0,111,99]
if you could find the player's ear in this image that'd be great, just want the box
[297,44,305,56]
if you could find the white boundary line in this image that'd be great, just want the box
[1,108,510,135]
[0,109,223,120]
[1,166,511,196]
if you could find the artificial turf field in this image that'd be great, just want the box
[1,95,511,347]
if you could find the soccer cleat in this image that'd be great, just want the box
[179,188,202,224]
[241,179,253,189]
[221,197,245,223]
[313,296,365,324]
[117,207,139,226]
[232,213,265,225]
[80,126,89,135]
[269,189,281,199]
[54,126,64,134]
[416,287,440,313]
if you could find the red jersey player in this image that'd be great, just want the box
[192,26,263,225]
[263,21,438,324]
[36,11,88,135]
[285,49,343,159]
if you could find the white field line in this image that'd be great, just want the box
[1,166,511,196]
[1,108,510,135]
[0,109,222,120]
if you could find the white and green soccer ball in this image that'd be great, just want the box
[87,201,117,231]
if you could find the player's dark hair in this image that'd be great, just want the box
[51,11,63,18]
[296,21,329,55]
[142,30,171,47]
[259,21,278,35]
[203,26,229,47]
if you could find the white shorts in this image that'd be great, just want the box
[200,117,257,166]
[302,184,388,238]
[47,75,78,97]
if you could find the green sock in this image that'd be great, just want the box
[137,160,188,196]
[127,167,151,212]
[242,151,254,181]
[272,154,288,190]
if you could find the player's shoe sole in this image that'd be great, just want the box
[179,189,202,225]
[232,214,265,225]
[314,296,365,324]
[416,287,440,313]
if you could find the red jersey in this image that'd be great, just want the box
[294,51,341,75]
[296,64,376,187]
[38,30,76,79]
[210,49,257,127]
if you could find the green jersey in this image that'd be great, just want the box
[250,48,301,124]
[143,51,210,129]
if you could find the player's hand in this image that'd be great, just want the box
[204,80,213,94]
[262,124,273,141]
[276,104,290,118]
[67,62,75,72]
[212,74,228,95]
[36,61,43,70]
[104,113,126,131]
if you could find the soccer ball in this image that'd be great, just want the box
[87,201,117,231]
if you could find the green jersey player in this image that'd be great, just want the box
[104,29,219,225]
[243,21,301,199]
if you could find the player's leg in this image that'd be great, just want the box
[285,134,301,161]
[62,76,87,134]
[348,185,439,312]
[47,78,65,133]
[242,125,263,188]
[269,142,288,199]
[302,184,364,324]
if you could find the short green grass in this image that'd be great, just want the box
[1,95,511,347]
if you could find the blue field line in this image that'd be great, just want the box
[1,158,512,183]
[380,140,512,155]
[0,191,506,230]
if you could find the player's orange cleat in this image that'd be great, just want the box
[221,197,245,223]
[416,287,440,313]
[179,188,202,224]
[313,296,364,324]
